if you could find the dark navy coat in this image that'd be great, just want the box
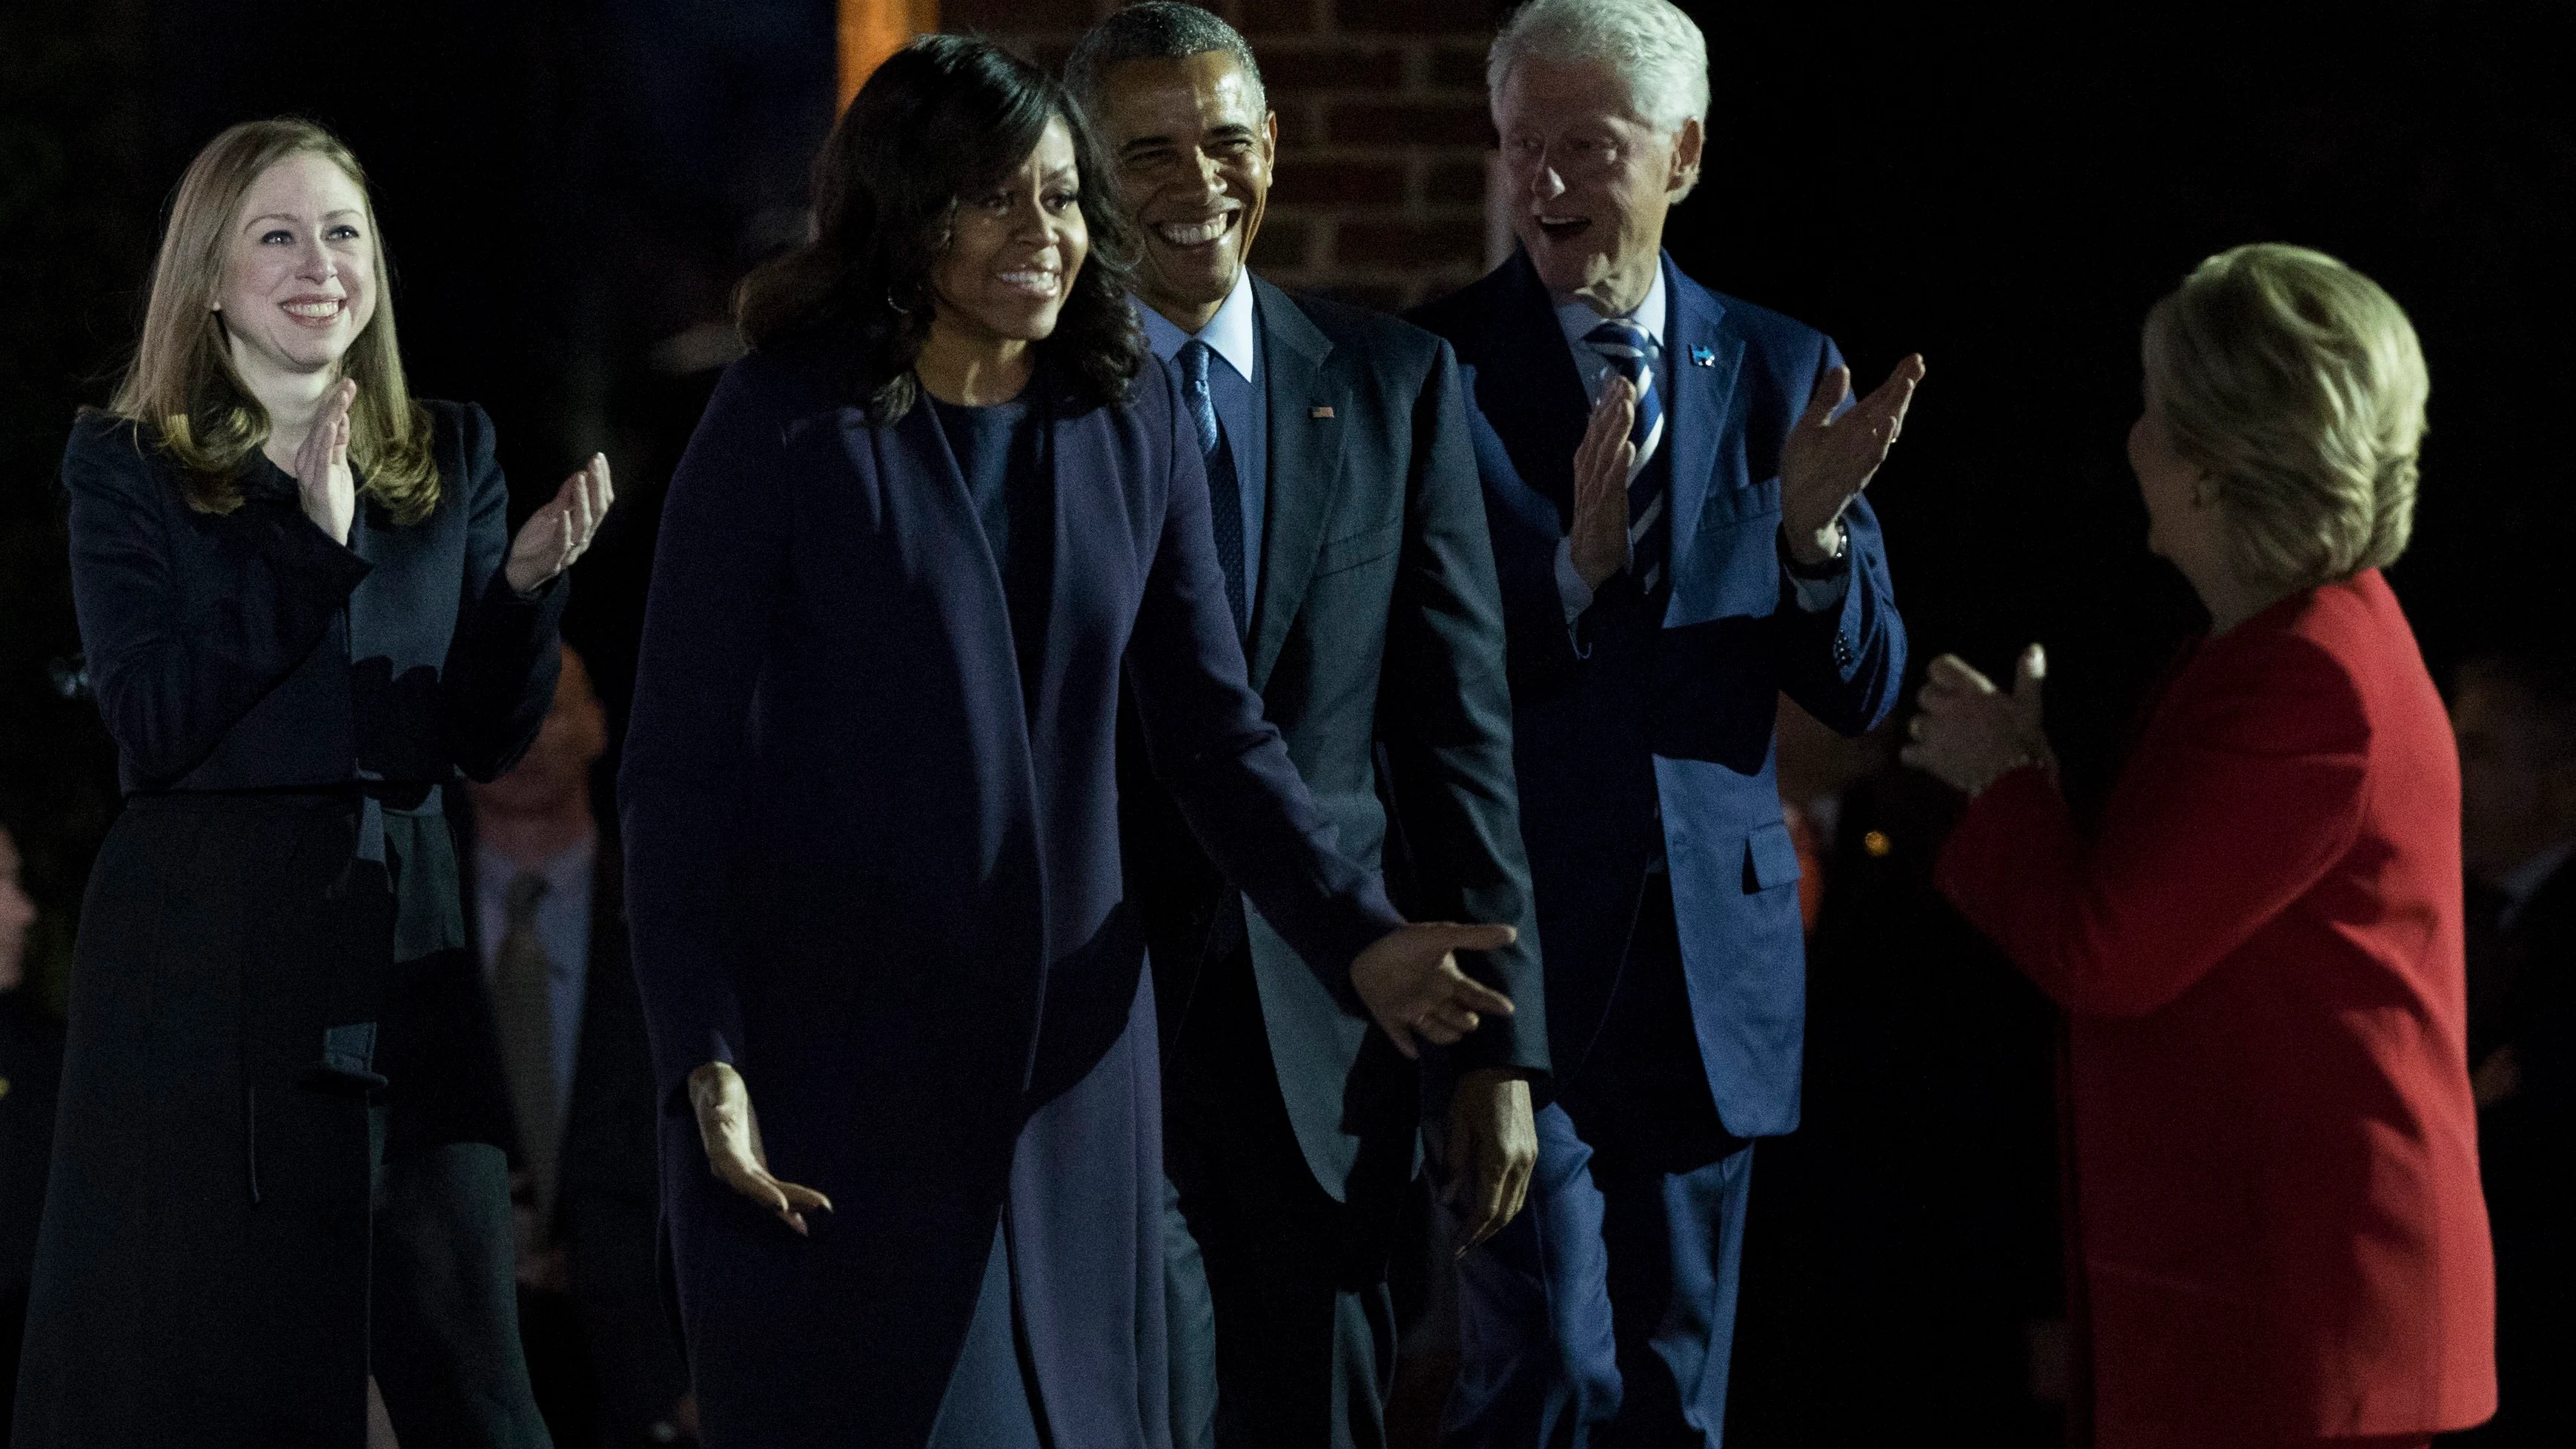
[617,340,1401,1449]
[1411,251,1907,1138]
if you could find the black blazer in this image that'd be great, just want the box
[1121,280,1548,1202]
[452,806,687,1437]
[64,404,564,796]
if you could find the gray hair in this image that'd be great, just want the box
[1487,0,1709,135]
[1064,2,1268,120]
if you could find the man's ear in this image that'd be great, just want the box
[1669,116,1705,198]
[1262,110,1279,165]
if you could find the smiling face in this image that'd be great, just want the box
[2128,388,2214,565]
[930,114,1090,347]
[1095,51,1274,330]
[1494,56,1701,314]
[215,150,378,384]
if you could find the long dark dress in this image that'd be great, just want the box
[18,405,565,1448]
[618,345,1403,1449]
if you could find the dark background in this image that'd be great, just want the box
[3,1,2569,1442]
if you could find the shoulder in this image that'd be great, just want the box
[1686,273,1835,378]
[2179,596,2375,755]
[1405,267,1517,356]
[413,397,490,463]
[62,411,173,505]
[1274,287,1448,373]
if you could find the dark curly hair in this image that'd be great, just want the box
[735,34,1143,420]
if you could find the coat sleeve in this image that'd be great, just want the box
[1934,629,2372,1018]
[440,402,568,783]
[617,362,784,1103]
[1772,336,1907,736]
[1378,342,1550,1081]
[64,418,373,789]
[1125,366,1405,1015]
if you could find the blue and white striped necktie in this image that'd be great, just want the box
[1583,316,1669,594]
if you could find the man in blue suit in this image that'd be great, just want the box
[1409,0,1922,1442]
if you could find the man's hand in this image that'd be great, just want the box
[1901,646,2053,797]
[1441,1068,1536,1253]
[1348,921,1518,1059]
[687,1061,832,1234]
[1568,376,1637,590]
[1779,355,1925,565]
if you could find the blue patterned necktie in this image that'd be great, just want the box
[1583,316,1669,594]
[1177,340,1248,634]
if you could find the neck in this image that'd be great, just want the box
[235,345,340,468]
[2188,563,2291,636]
[916,316,1034,407]
[474,807,596,874]
[1558,249,1658,319]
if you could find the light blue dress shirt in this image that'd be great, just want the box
[1135,269,1266,623]
[474,832,594,1123]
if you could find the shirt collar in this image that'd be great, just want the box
[1133,265,1259,384]
[476,827,599,898]
[1554,256,1669,355]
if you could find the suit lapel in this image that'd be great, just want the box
[1469,252,1590,525]
[1246,278,1349,692]
[1658,254,1744,587]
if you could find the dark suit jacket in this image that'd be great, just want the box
[617,340,1400,1449]
[1122,279,1546,1201]
[1410,251,1906,1139]
[453,806,688,1437]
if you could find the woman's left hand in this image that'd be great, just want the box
[1901,645,2055,796]
[504,453,614,596]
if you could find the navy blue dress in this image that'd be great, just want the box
[618,342,1402,1449]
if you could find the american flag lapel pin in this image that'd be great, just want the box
[1310,405,1335,419]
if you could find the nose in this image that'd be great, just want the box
[1523,149,1566,205]
[298,230,338,284]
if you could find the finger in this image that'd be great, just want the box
[1421,1004,1483,1038]
[2013,643,2048,720]
[1437,971,1517,1018]
[1425,922,1519,953]
[1413,1017,1470,1047]
[1460,1166,1510,1251]
[775,1179,835,1215]
[1924,654,1998,694]
[1799,365,1851,430]
[590,452,615,517]
[1383,1021,1420,1060]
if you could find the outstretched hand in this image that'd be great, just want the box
[1349,921,1518,1059]
[504,453,615,596]
[688,1061,832,1236]
[1901,646,2053,796]
[1779,354,1926,563]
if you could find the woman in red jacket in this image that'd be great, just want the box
[1905,243,2494,1448]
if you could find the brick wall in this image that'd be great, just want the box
[944,0,1506,311]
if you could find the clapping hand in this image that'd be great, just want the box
[293,377,360,546]
[1569,376,1638,590]
[1901,646,2054,797]
[688,1061,832,1235]
[1780,355,1926,565]
[1348,921,1519,1059]
[503,453,615,596]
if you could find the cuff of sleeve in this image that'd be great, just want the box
[1778,521,1851,613]
[1553,535,1595,629]
[258,508,374,592]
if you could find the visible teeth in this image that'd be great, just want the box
[1158,217,1231,246]
[999,271,1057,291]
[285,300,342,319]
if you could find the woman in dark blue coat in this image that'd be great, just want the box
[617,36,1518,1449]
[22,119,611,1447]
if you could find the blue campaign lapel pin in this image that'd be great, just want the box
[1689,345,1717,368]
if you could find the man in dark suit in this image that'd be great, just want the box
[457,646,694,1449]
[1069,8,1549,1447]
[2446,648,2576,1448]
[1407,0,1920,1441]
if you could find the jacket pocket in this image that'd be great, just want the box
[1311,519,1403,578]
[1742,817,1802,893]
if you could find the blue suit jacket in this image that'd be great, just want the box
[618,339,1399,1449]
[1409,251,1906,1138]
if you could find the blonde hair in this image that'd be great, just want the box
[111,118,438,523]
[2142,242,2428,592]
